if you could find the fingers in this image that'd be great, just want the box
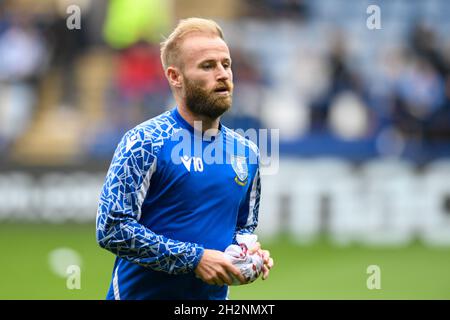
[203,273,225,286]
[249,242,261,254]
[260,250,273,280]
[261,250,270,264]
[250,247,271,265]
[261,259,273,280]
[262,265,269,280]
[267,257,274,269]
[196,247,271,286]
[217,269,234,286]
[202,267,219,286]
[226,263,246,284]
[207,264,242,286]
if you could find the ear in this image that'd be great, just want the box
[166,66,183,89]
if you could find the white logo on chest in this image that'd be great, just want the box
[181,155,204,172]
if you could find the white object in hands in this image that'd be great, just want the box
[224,234,264,285]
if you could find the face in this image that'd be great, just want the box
[178,35,234,119]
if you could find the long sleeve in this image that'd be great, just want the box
[96,129,204,274]
[233,167,261,244]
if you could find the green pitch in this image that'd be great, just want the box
[1,223,450,299]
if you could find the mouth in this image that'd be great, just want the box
[213,87,230,96]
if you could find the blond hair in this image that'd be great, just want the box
[160,17,224,70]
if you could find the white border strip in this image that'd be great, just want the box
[136,159,157,221]
[113,265,121,300]
[246,170,259,227]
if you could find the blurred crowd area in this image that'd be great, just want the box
[1,0,450,166]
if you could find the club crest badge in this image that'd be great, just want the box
[231,155,248,186]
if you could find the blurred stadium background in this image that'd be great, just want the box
[1,0,450,299]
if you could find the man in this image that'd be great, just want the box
[96,17,273,300]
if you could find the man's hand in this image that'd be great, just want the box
[249,242,274,280]
[194,249,246,286]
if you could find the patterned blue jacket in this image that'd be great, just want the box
[96,107,261,300]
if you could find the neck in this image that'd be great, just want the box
[176,99,221,134]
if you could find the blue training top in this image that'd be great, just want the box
[96,107,261,300]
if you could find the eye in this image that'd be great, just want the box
[202,64,213,70]
[223,62,230,69]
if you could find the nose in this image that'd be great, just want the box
[216,64,230,81]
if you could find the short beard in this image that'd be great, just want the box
[184,77,232,120]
